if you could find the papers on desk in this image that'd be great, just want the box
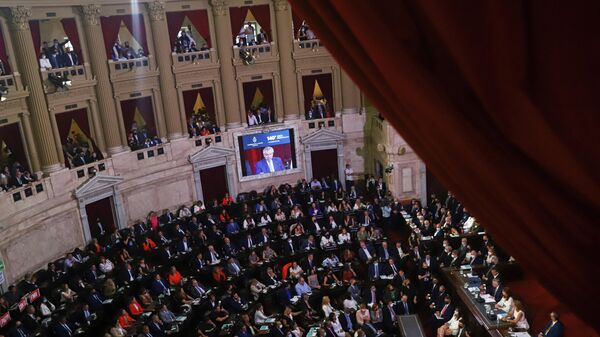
[421,236,432,241]
[102,299,113,304]
[260,325,269,332]
[480,294,496,303]
[460,265,472,270]
[290,296,300,304]
[264,318,276,324]
[176,316,186,322]
[509,333,532,337]
[496,312,508,320]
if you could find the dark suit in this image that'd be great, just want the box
[149,321,166,337]
[382,305,398,332]
[339,312,357,332]
[397,301,413,315]
[488,285,503,302]
[54,322,75,337]
[358,246,376,263]
[118,267,137,285]
[541,320,564,337]
[61,52,78,67]
[282,241,297,255]
[255,157,285,174]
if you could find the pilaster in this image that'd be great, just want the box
[273,0,300,120]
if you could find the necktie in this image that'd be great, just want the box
[248,238,252,247]
[18,329,25,337]
[441,304,448,316]
[392,265,397,274]
[268,160,274,172]
[129,269,133,281]
[346,314,353,330]
[85,310,89,318]
[545,322,555,335]
[375,264,379,278]
[404,302,408,314]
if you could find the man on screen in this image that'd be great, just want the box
[255,146,286,174]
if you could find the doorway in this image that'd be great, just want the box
[310,149,338,180]
[200,165,228,204]
[85,197,116,240]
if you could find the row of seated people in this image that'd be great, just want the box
[127,126,163,151]
[63,137,100,168]
[296,22,317,41]
[246,104,274,126]
[187,113,220,138]
[111,41,146,61]
[0,176,411,337]
[235,25,269,47]
[404,193,565,337]
[173,29,209,54]
[38,39,79,70]
[0,162,37,192]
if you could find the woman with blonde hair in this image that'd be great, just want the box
[321,296,334,317]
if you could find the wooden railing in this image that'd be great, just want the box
[70,159,112,181]
[232,43,277,64]
[303,116,338,130]
[293,39,328,58]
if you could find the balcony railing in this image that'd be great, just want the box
[190,133,223,148]
[108,56,156,80]
[70,159,112,181]
[232,43,278,64]
[172,49,218,70]
[41,64,90,92]
[293,39,329,58]
[0,73,25,97]
[303,116,338,130]
[0,179,49,210]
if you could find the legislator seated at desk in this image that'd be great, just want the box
[538,312,564,337]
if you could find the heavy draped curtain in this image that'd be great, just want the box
[120,96,157,137]
[0,26,11,74]
[229,5,271,41]
[288,0,600,334]
[60,18,83,63]
[311,149,338,180]
[166,10,211,48]
[100,14,148,59]
[29,20,41,55]
[302,73,333,117]
[199,166,228,204]
[182,87,216,122]
[54,108,102,167]
[0,122,28,172]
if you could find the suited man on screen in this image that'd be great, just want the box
[255,146,285,174]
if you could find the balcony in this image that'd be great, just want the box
[110,143,170,176]
[0,73,26,99]
[70,159,113,181]
[292,39,330,59]
[302,116,340,132]
[108,56,158,82]
[172,49,219,73]
[41,64,92,93]
[0,179,49,214]
[232,43,279,65]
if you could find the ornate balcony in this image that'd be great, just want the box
[293,39,329,59]
[108,56,158,82]
[232,43,279,65]
[172,49,219,73]
[41,64,92,93]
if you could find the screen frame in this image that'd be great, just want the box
[233,124,302,182]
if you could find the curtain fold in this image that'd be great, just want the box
[0,26,12,74]
[100,16,123,58]
[228,7,248,41]
[166,11,186,49]
[200,166,228,204]
[187,9,211,48]
[311,149,338,180]
[302,73,333,117]
[250,5,271,38]
[28,20,41,55]
[288,0,600,334]
[60,18,83,63]
[291,11,304,36]
[121,14,148,54]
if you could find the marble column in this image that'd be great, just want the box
[147,1,184,139]
[273,0,300,120]
[81,5,126,154]
[341,68,360,114]
[8,6,61,174]
[18,112,41,175]
[210,0,242,128]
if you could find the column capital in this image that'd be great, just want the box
[147,1,166,22]
[81,4,102,26]
[273,0,289,12]
[210,0,229,16]
[9,6,32,31]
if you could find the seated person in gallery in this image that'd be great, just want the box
[255,146,285,174]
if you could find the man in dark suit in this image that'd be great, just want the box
[488,279,503,302]
[339,308,357,333]
[88,288,104,311]
[431,295,455,328]
[358,241,376,263]
[302,253,318,271]
[364,285,379,305]
[378,241,392,261]
[149,315,167,337]
[188,279,208,299]
[282,238,297,255]
[61,48,78,67]
[539,311,564,337]
[278,283,295,306]
[150,274,170,296]
[53,316,75,337]
[397,295,414,315]
[221,237,237,257]
[382,300,399,332]
[21,306,40,334]
[255,146,285,174]
[368,260,382,281]
[118,263,137,285]
[73,304,93,326]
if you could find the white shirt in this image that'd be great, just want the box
[320,236,336,249]
[267,160,275,172]
[497,296,514,314]
[345,167,354,181]
[40,57,52,70]
[338,232,351,244]
[248,114,258,125]
[99,260,114,273]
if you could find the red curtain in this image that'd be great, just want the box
[29,20,41,55]
[291,11,304,35]
[229,5,271,41]
[182,87,216,122]
[0,122,28,172]
[310,149,338,180]
[120,96,157,137]
[288,0,600,334]
[166,11,186,48]
[242,79,274,112]
[60,18,83,63]
[200,165,228,203]
[0,26,12,74]
[100,14,148,59]
[302,73,333,117]
[100,16,123,58]
[85,197,116,237]
[121,14,148,54]
[166,10,212,49]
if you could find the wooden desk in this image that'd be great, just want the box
[441,267,512,337]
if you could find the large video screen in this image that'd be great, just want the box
[238,129,297,177]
